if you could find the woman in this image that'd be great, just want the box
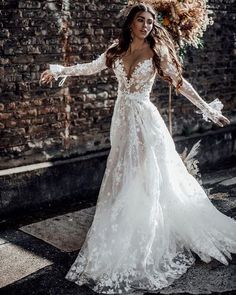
[40,3,235,294]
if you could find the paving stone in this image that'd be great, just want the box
[159,260,236,294]
[20,206,95,252]
[0,242,52,288]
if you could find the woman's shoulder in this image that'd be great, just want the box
[157,43,169,57]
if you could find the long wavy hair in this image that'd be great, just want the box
[106,3,183,91]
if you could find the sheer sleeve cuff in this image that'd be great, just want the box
[197,98,224,122]
[49,64,68,86]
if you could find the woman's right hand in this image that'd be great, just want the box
[40,70,55,85]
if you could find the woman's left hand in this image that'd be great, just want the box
[212,112,230,127]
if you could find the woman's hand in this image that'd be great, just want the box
[40,70,54,85]
[210,110,230,127]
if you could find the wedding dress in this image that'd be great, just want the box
[49,44,236,294]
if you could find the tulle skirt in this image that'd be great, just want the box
[65,95,236,294]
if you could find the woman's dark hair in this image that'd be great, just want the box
[106,3,183,91]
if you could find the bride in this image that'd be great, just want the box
[40,3,235,294]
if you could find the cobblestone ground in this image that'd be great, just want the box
[0,165,235,295]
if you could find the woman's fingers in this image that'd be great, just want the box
[222,115,230,125]
[40,70,54,85]
[219,115,230,126]
[40,71,47,84]
[40,70,49,80]
[43,74,53,84]
[215,114,230,127]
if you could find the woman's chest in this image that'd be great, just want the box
[114,57,156,84]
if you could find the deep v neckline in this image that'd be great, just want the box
[120,57,153,82]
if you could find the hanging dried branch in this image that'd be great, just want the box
[47,0,72,149]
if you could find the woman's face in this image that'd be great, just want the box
[130,11,154,40]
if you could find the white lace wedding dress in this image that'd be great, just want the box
[50,44,236,294]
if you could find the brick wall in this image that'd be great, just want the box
[0,0,235,169]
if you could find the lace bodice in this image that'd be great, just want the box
[114,57,157,104]
[115,57,156,94]
[49,45,224,123]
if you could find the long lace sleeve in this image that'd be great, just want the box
[49,51,107,86]
[159,45,224,123]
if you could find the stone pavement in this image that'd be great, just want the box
[0,165,236,295]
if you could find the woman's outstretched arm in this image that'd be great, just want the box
[159,45,230,128]
[40,41,117,86]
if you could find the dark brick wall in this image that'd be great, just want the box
[0,0,235,169]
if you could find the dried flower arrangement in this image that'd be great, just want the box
[180,140,202,182]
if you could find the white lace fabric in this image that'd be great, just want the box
[158,45,224,123]
[49,45,236,294]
